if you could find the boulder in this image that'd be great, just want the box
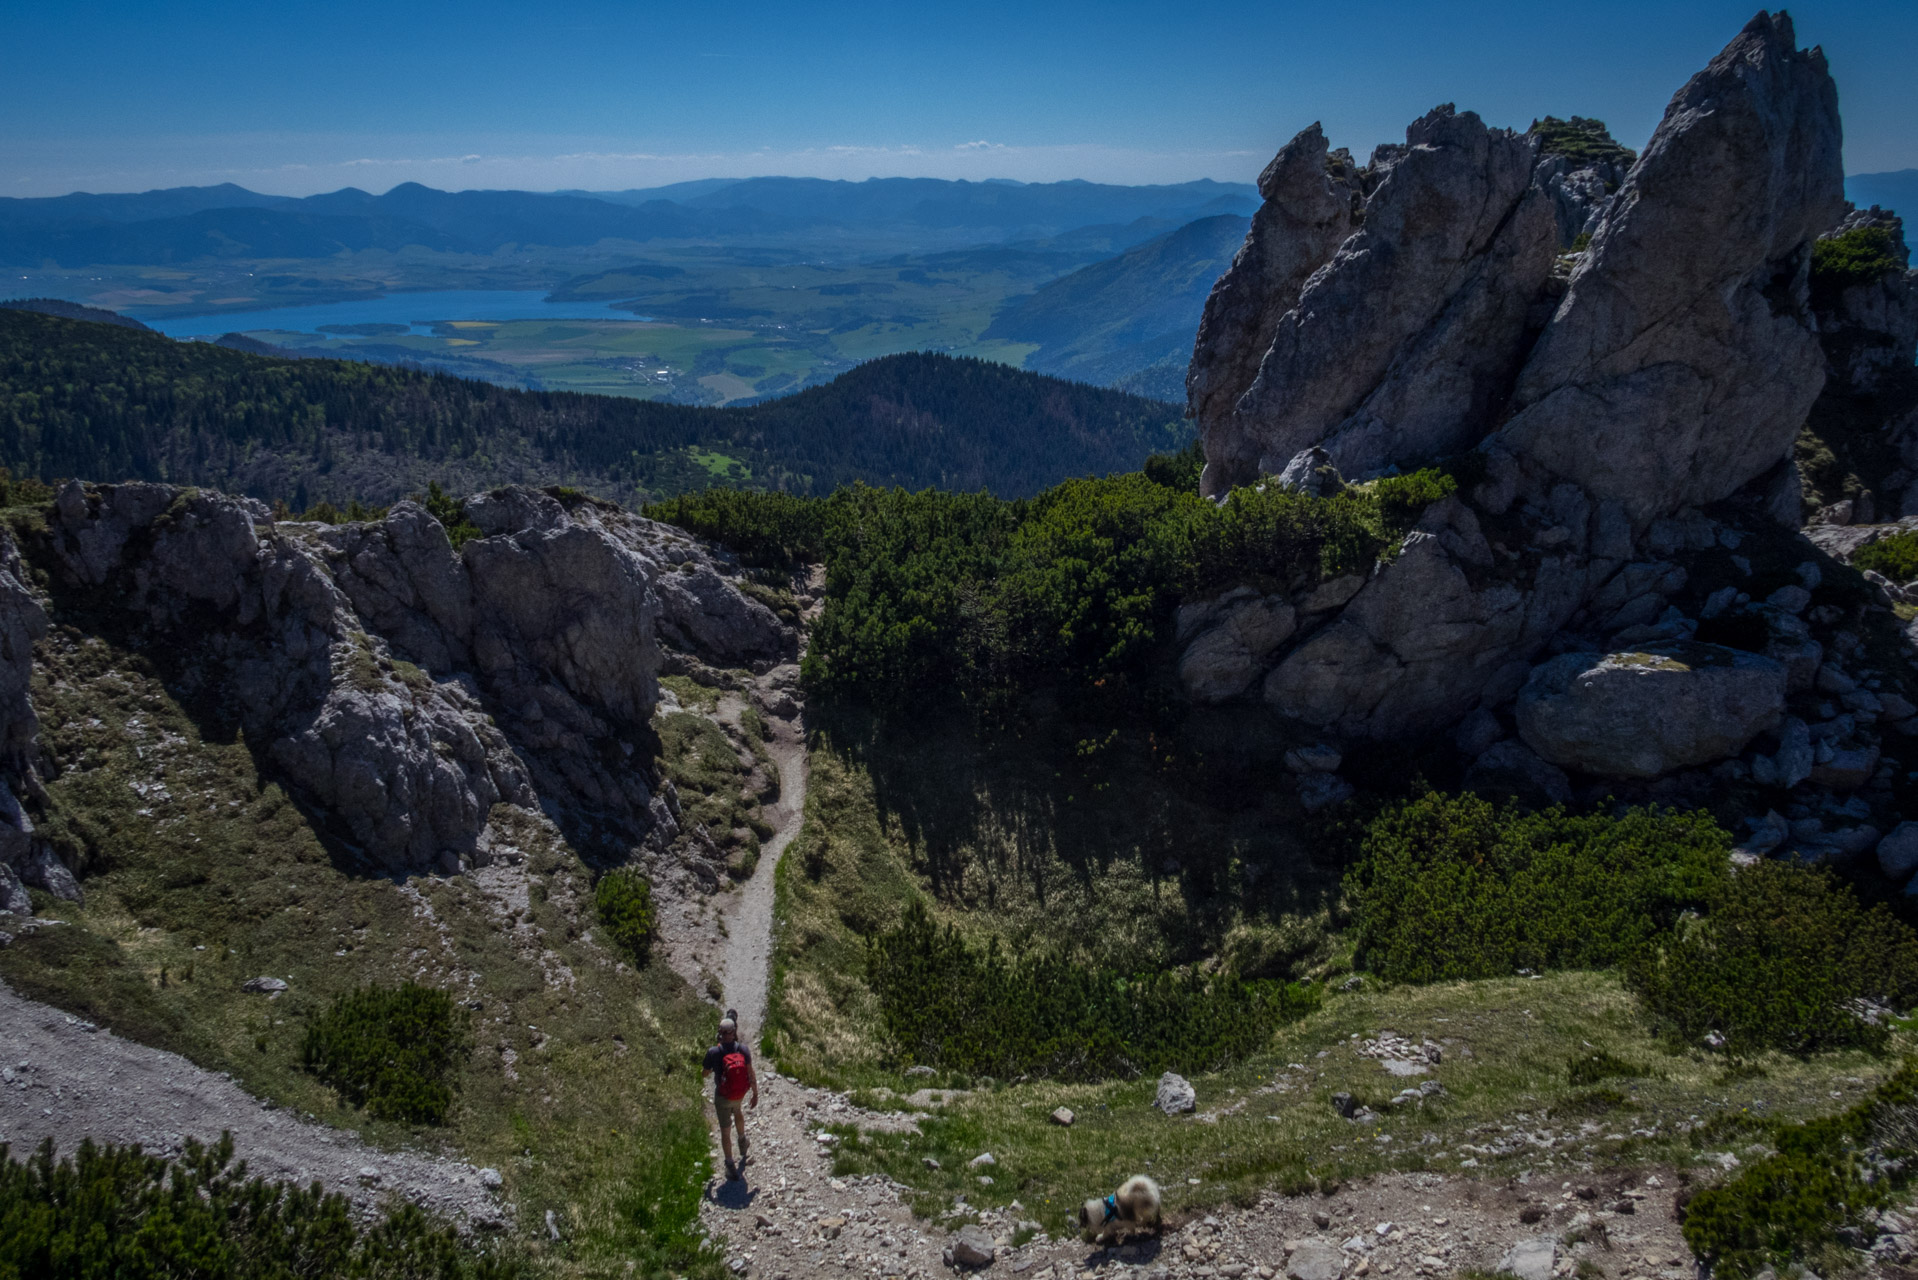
[1048,1107,1074,1127]
[949,1224,997,1269]
[1285,1239,1346,1280]
[1462,739,1572,807]
[1751,717,1815,790]
[1178,15,1850,756]
[1516,644,1786,778]
[1497,1238,1557,1280]
[1263,503,1588,739]
[19,844,78,902]
[0,861,30,914]
[1154,1072,1197,1114]
[1178,595,1298,703]
[1453,707,1504,757]
[1880,823,1918,881]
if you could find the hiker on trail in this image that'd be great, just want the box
[702,1016,758,1180]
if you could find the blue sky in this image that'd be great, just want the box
[1,1,1911,196]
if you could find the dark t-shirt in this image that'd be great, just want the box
[704,1040,752,1099]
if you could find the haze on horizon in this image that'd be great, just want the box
[4,0,1914,199]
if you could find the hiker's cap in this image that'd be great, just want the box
[718,1017,737,1033]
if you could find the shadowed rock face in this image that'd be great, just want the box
[13,481,790,875]
[1178,11,1850,756]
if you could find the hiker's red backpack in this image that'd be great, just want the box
[717,1046,751,1100]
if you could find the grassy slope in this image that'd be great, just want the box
[0,524,779,1278]
[763,726,1900,1239]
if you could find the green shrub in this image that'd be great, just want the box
[651,455,1455,723]
[1681,1061,1918,1278]
[1852,530,1918,585]
[1627,861,1918,1056]
[595,867,657,964]
[421,481,483,549]
[0,466,54,509]
[301,983,470,1124]
[865,900,1319,1080]
[1346,793,1728,983]
[0,1133,517,1280]
[1811,225,1904,309]
[1528,116,1637,166]
[1568,1049,1648,1086]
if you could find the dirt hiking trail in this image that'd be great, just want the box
[693,695,1694,1280]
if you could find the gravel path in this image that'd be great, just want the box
[718,706,809,1037]
[0,979,505,1226]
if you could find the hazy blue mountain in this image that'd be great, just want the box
[0,177,1258,267]
[985,213,1247,387]
[1848,170,1918,215]
[0,183,295,228]
[578,176,1257,238]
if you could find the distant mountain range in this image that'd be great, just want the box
[986,213,1248,394]
[0,178,1260,267]
[1847,169,1918,217]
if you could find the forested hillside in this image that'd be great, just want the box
[0,309,1186,505]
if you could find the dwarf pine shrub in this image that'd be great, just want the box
[595,867,657,964]
[1851,530,1918,585]
[648,454,1455,721]
[865,900,1318,1080]
[1345,793,1728,983]
[301,983,469,1124]
[1811,225,1904,310]
[0,1133,517,1279]
[1626,861,1918,1056]
[1682,1061,1918,1278]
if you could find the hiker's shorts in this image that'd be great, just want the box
[716,1096,746,1123]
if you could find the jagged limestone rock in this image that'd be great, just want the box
[1179,13,1845,747]
[1205,106,1558,488]
[29,481,788,875]
[1500,11,1845,528]
[1188,123,1358,495]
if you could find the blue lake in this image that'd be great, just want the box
[138,290,649,339]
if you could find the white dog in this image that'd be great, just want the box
[1079,1175,1162,1243]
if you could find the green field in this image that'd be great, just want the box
[23,239,1110,404]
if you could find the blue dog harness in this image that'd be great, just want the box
[1101,1195,1119,1223]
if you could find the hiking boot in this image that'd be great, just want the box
[724,1159,740,1181]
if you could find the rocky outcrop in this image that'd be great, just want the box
[1196,107,1559,490]
[20,481,790,877]
[0,531,46,774]
[1814,207,1918,395]
[1186,124,1358,495]
[1178,12,1849,764]
[1499,12,1846,528]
